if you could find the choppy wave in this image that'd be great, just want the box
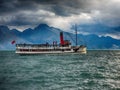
[0,50,120,90]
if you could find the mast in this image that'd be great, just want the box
[75,24,78,46]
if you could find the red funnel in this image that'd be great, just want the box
[60,32,64,45]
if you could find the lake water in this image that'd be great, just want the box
[0,50,120,90]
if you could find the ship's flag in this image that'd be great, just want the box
[11,40,16,44]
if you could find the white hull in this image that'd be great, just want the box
[16,51,73,54]
[16,46,87,55]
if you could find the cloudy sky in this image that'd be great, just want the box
[0,0,120,38]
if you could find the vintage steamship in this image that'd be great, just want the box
[16,28,87,54]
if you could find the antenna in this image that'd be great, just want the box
[75,24,78,46]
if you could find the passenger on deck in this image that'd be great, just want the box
[45,42,49,47]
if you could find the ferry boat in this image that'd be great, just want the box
[16,31,87,55]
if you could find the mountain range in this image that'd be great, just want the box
[0,24,120,50]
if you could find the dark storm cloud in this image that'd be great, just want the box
[0,0,93,16]
[0,0,98,28]
[0,0,119,22]
[0,0,38,15]
[0,0,94,26]
[0,0,120,39]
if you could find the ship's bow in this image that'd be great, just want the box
[78,45,87,54]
